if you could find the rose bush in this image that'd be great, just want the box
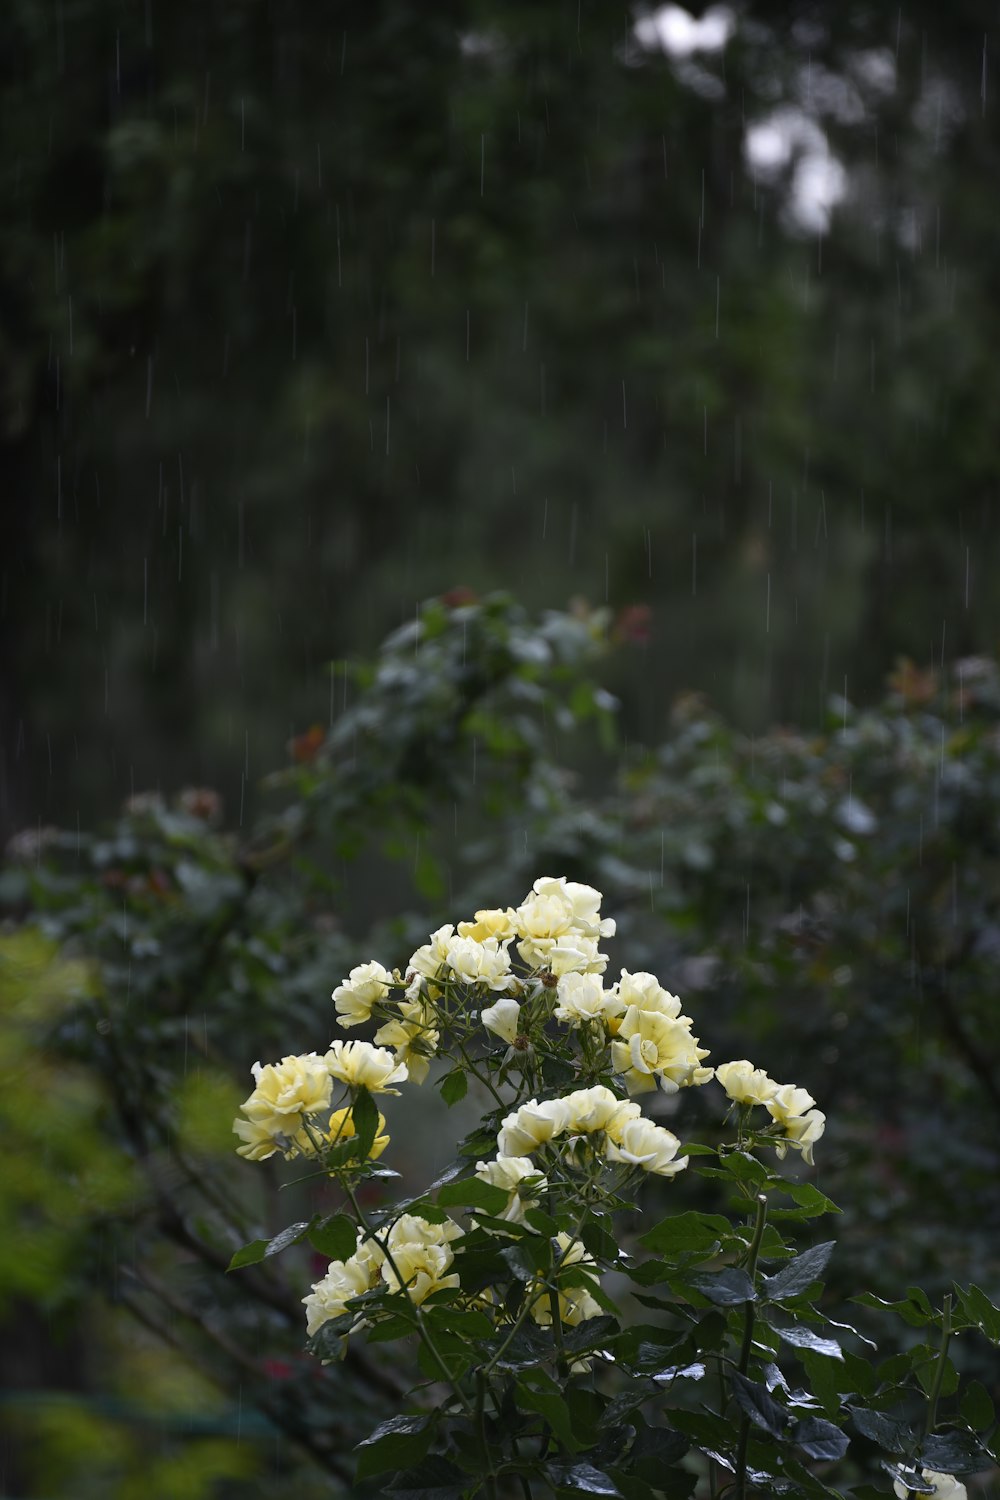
[232,881,1000,1500]
[6,593,1000,1496]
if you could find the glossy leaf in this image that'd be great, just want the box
[763,1242,836,1301]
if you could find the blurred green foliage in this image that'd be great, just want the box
[5,0,1000,838]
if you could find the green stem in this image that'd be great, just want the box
[481,1229,582,1380]
[455,1037,509,1108]
[925,1293,953,1436]
[341,1178,475,1419]
[475,1369,499,1499]
[735,1194,768,1500]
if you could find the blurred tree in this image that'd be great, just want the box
[3,1,1000,839]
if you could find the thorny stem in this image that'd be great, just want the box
[925,1293,953,1437]
[735,1194,769,1500]
[709,1353,730,1500]
[480,1224,585,1380]
[340,1178,476,1419]
[475,1369,499,1499]
[455,1036,509,1108]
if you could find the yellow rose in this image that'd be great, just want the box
[406,924,455,983]
[611,1010,712,1095]
[233,1111,291,1161]
[553,973,616,1027]
[496,1098,570,1157]
[242,1053,333,1119]
[456,908,517,942]
[303,1255,374,1337]
[445,934,515,990]
[332,961,393,1027]
[373,998,439,1085]
[475,1155,547,1223]
[605,1117,689,1177]
[379,1215,463,1306]
[614,970,683,1019]
[481,996,521,1043]
[765,1083,817,1126]
[325,1039,408,1094]
[774,1108,826,1165]
[894,1474,967,1500]
[561,1084,640,1137]
[529,1234,603,1329]
[715,1060,778,1106]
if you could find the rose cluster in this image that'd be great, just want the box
[233,877,826,1342]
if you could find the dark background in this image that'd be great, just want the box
[4,0,999,842]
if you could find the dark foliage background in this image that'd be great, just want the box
[5,0,1000,839]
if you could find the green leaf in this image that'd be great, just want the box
[265,1219,314,1255]
[384,1454,467,1498]
[775,1323,843,1359]
[915,1352,959,1400]
[638,1210,732,1256]
[437,1176,510,1214]
[352,1086,379,1160]
[954,1284,1000,1344]
[355,1416,433,1480]
[905,1286,934,1316]
[719,1151,769,1185]
[636,1471,695,1500]
[663,1407,734,1453]
[920,1431,994,1474]
[226,1238,270,1271]
[439,1069,468,1106]
[631,1425,691,1467]
[798,1348,842,1416]
[227,1218,312,1270]
[763,1242,835,1300]
[853,1291,933,1328]
[518,1384,580,1452]
[960,1379,995,1432]
[426,1159,471,1191]
[651,1361,707,1385]
[685,1267,757,1305]
[308,1313,359,1361]
[416,1333,472,1385]
[783,1183,842,1217]
[366,1313,418,1344]
[580,1217,620,1262]
[839,1351,877,1397]
[791,1416,849,1461]
[730,1374,789,1438]
[849,1408,915,1451]
[501,1237,551,1282]
[624,1258,674,1288]
[308,1213,356,1262]
[545,1460,622,1496]
[524,1206,560,1236]
[564,1315,620,1354]
[880,1463,936,1495]
[480,1321,552,1371]
[613,1318,681,1366]
[604,1470,659,1500]
[422,1305,494,1339]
